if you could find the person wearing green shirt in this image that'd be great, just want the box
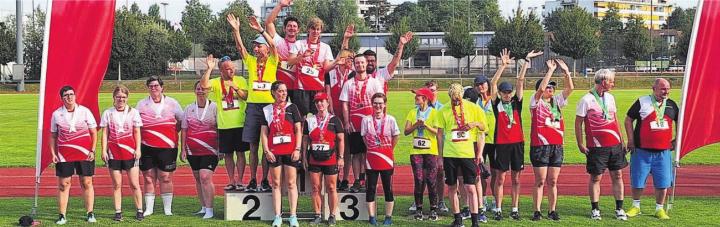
[437,83,487,227]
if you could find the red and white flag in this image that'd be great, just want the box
[35,0,115,174]
[677,0,720,160]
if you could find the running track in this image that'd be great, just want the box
[1,165,719,197]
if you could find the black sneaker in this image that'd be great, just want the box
[510,211,520,220]
[531,211,542,221]
[261,179,272,192]
[451,217,465,227]
[414,210,423,220]
[494,211,503,221]
[338,180,349,191]
[428,210,439,221]
[113,212,123,221]
[136,211,144,221]
[245,179,258,192]
[328,214,337,226]
[310,214,322,225]
[548,211,560,221]
[348,180,362,193]
[461,207,470,220]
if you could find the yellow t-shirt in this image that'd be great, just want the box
[405,107,439,155]
[436,99,487,158]
[209,76,247,129]
[476,98,497,144]
[243,53,278,104]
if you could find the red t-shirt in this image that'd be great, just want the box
[325,67,354,116]
[290,40,334,91]
[361,115,401,170]
[492,96,524,144]
[182,101,219,156]
[136,96,184,148]
[100,107,142,160]
[530,95,568,146]
[304,114,344,166]
[338,76,384,132]
[262,103,302,155]
[626,96,679,150]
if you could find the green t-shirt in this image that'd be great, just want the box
[405,107,439,155]
[436,99,486,158]
[209,76,247,129]
[243,53,278,104]
[476,98,496,144]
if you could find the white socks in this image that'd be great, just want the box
[203,208,214,219]
[512,207,519,212]
[632,199,642,208]
[195,206,207,214]
[143,193,155,216]
[162,193,173,215]
[656,203,664,211]
[493,207,502,213]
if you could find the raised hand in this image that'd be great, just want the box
[526,50,543,59]
[500,48,514,67]
[279,0,292,7]
[205,54,218,70]
[247,15,263,32]
[302,48,314,58]
[226,14,240,31]
[344,24,355,39]
[556,59,570,74]
[546,59,557,70]
[399,31,414,45]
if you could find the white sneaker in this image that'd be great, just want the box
[438,202,450,213]
[615,209,628,221]
[409,202,417,211]
[87,212,97,223]
[194,207,206,215]
[591,209,602,220]
[143,210,153,217]
[55,214,67,225]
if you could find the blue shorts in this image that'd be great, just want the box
[630,148,673,189]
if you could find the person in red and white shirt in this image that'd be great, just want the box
[49,85,98,224]
[260,81,303,226]
[361,93,400,225]
[529,59,574,221]
[136,76,184,216]
[181,81,219,219]
[339,54,384,193]
[575,69,628,220]
[302,92,345,225]
[362,31,413,94]
[99,85,143,221]
[264,0,299,92]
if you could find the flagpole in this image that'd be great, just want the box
[32,0,54,217]
[668,0,704,214]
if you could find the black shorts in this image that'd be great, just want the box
[56,161,95,177]
[188,155,219,171]
[443,158,477,185]
[492,142,525,172]
[308,164,339,175]
[267,154,301,168]
[530,145,564,167]
[348,132,367,154]
[108,159,138,171]
[242,103,270,144]
[290,90,318,116]
[139,144,178,172]
[482,143,496,165]
[586,144,628,175]
[219,127,250,153]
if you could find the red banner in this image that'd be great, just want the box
[36,0,115,173]
[678,0,720,159]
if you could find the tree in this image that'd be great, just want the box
[599,3,625,65]
[148,3,161,19]
[487,9,544,60]
[24,6,45,80]
[475,0,502,31]
[623,15,651,62]
[544,6,601,73]
[203,0,255,60]
[329,23,360,56]
[181,0,213,44]
[384,17,419,60]
[0,17,15,65]
[291,0,367,33]
[414,0,501,32]
[363,0,392,32]
[444,19,475,74]
[665,8,695,30]
[672,8,696,64]
[385,2,415,26]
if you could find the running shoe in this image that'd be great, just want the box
[548,211,560,221]
[87,212,97,223]
[55,214,67,225]
[261,179,272,192]
[428,210,439,221]
[616,209,628,221]
[494,211,503,221]
[272,215,282,227]
[328,214,337,226]
[626,206,641,217]
[531,211,542,221]
[590,209,602,220]
[655,208,670,220]
[510,211,520,220]
[413,210,423,220]
[338,180,349,191]
[113,212,123,221]
[461,207,470,220]
[383,216,393,226]
[289,215,299,227]
[245,179,258,192]
[310,214,322,225]
[409,202,417,211]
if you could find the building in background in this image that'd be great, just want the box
[543,0,673,29]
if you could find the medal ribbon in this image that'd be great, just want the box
[650,95,667,124]
[416,107,431,137]
[451,101,466,129]
[591,88,611,120]
[272,102,286,132]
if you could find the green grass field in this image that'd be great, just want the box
[0,89,718,167]
[3,195,718,226]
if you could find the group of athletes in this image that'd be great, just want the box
[48,0,680,226]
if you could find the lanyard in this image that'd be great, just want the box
[304,41,321,65]
[256,63,266,82]
[272,102,286,132]
[542,98,561,121]
[353,77,368,106]
[220,79,236,107]
[502,101,515,126]
[590,88,611,120]
[115,105,129,133]
[477,94,492,112]
[195,99,209,122]
[336,67,349,88]
[316,113,330,141]
[63,105,78,132]
[650,95,667,123]
[451,101,466,129]
[373,116,386,146]
[416,106,431,137]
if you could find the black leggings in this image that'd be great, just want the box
[366,169,394,202]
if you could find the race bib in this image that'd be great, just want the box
[650,121,669,130]
[252,81,271,91]
[272,135,292,145]
[311,143,330,151]
[301,65,319,77]
[450,130,469,142]
[222,99,240,110]
[413,137,431,149]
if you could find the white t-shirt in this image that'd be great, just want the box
[338,76,385,102]
[289,40,334,64]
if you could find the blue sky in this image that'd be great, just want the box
[0,0,700,25]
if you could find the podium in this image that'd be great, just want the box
[225,191,275,220]
[323,192,369,221]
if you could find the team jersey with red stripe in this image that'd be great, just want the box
[304,114,344,166]
[492,96,524,144]
[50,105,97,163]
[290,40,334,91]
[326,67,354,116]
[182,101,219,156]
[627,96,679,150]
[530,95,568,146]
[136,96,184,148]
[262,103,303,155]
[100,107,142,160]
[272,33,298,90]
[369,68,393,94]
[338,76,384,132]
[576,92,622,148]
[361,115,400,170]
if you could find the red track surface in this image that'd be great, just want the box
[1,165,718,197]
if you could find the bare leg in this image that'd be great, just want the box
[494,169,507,210]
[236,151,246,184]
[81,176,95,213]
[511,170,521,209]
[127,167,143,210]
[199,169,215,208]
[284,165,299,215]
[269,165,283,216]
[325,174,339,215]
[225,153,237,185]
[610,170,625,202]
[310,172,323,214]
[192,170,204,208]
[547,167,561,211]
[111,170,124,212]
[57,177,72,215]
[532,167,548,212]
[589,174,602,205]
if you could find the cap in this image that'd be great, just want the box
[474,75,489,85]
[252,35,268,45]
[535,80,557,90]
[411,87,435,102]
[313,92,329,101]
[498,81,514,92]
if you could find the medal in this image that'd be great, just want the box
[591,88,611,120]
[115,105,129,133]
[373,116,386,147]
